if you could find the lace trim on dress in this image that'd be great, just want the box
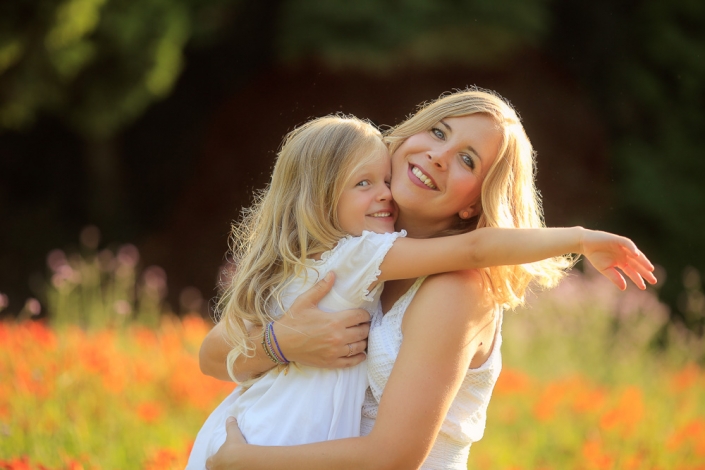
[361,230,407,302]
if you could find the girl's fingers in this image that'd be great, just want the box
[620,237,640,257]
[622,264,646,290]
[637,265,658,284]
[602,267,627,291]
[626,256,657,284]
[632,250,655,272]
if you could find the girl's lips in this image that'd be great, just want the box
[408,164,438,190]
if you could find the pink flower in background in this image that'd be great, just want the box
[117,244,140,268]
[143,266,168,299]
[113,300,132,316]
[46,249,68,273]
[24,298,41,316]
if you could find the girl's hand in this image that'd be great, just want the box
[579,229,657,290]
[206,417,247,470]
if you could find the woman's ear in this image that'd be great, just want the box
[459,204,478,220]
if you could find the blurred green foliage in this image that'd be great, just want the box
[0,0,239,139]
[1,0,704,326]
[548,0,705,324]
[278,0,705,324]
[277,0,552,69]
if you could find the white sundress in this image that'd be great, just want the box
[186,230,405,469]
[360,277,504,470]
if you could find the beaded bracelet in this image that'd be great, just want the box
[268,322,289,364]
[261,334,279,364]
[261,325,281,364]
[261,322,289,365]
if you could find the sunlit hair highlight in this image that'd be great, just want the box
[218,115,386,381]
[385,88,575,309]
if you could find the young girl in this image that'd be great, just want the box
[187,114,654,468]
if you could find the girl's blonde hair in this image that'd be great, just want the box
[385,88,574,309]
[219,115,386,380]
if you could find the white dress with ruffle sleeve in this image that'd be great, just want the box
[186,230,405,469]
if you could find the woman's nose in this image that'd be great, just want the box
[427,149,449,169]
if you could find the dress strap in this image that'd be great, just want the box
[385,276,427,318]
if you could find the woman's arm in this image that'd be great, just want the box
[377,227,656,289]
[206,270,493,470]
[199,273,372,382]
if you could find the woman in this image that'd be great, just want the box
[201,89,654,469]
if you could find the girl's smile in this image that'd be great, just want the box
[337,149,396,236]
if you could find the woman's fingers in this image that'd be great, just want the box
[340,339,367,358]
[342,321,370,344]
[225,416,246,443]
[291,271,336,310]
[206,417,246,470]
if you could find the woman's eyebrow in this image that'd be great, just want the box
[439,119,482,163]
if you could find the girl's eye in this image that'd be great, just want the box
[461,154,475,170]
[356,180,371,187]
[431,127,445,140]
[385,180,391,188]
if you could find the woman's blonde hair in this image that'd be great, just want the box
[219,115,386,381]
[385,88,575,309]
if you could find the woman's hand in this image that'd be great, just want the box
[199,272,371,382]
[275,272,371,368]
[206,417,248,470]
[579,229,657,290]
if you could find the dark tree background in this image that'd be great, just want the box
[1,0,704,331]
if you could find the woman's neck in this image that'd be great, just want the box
[394,211,453,239]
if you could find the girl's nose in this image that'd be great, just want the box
[377,184,392,201]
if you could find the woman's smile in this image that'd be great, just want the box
[409,164,438,190]
[391,114,502,234]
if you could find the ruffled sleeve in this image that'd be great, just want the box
[321,230,406,306]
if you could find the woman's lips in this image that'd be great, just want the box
[408,164,438,190]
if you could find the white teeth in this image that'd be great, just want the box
[370,212,391,218]
[411,166,437,189]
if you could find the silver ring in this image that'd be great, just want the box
[346,344,353,357]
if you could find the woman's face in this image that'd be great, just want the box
[390,114,502,233]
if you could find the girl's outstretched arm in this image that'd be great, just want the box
[377,227,657,289]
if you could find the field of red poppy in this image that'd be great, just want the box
[1,250,704,469]
[0,317,235,469]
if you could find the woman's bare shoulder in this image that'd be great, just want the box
[411,271,497,367]
[401,270,494,331]
[422,270,492,310]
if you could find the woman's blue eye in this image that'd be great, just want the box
[432,128,445,139]
[461,154,475,170]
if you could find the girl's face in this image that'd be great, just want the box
[337,148,396,236]
[390,114,502,234]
